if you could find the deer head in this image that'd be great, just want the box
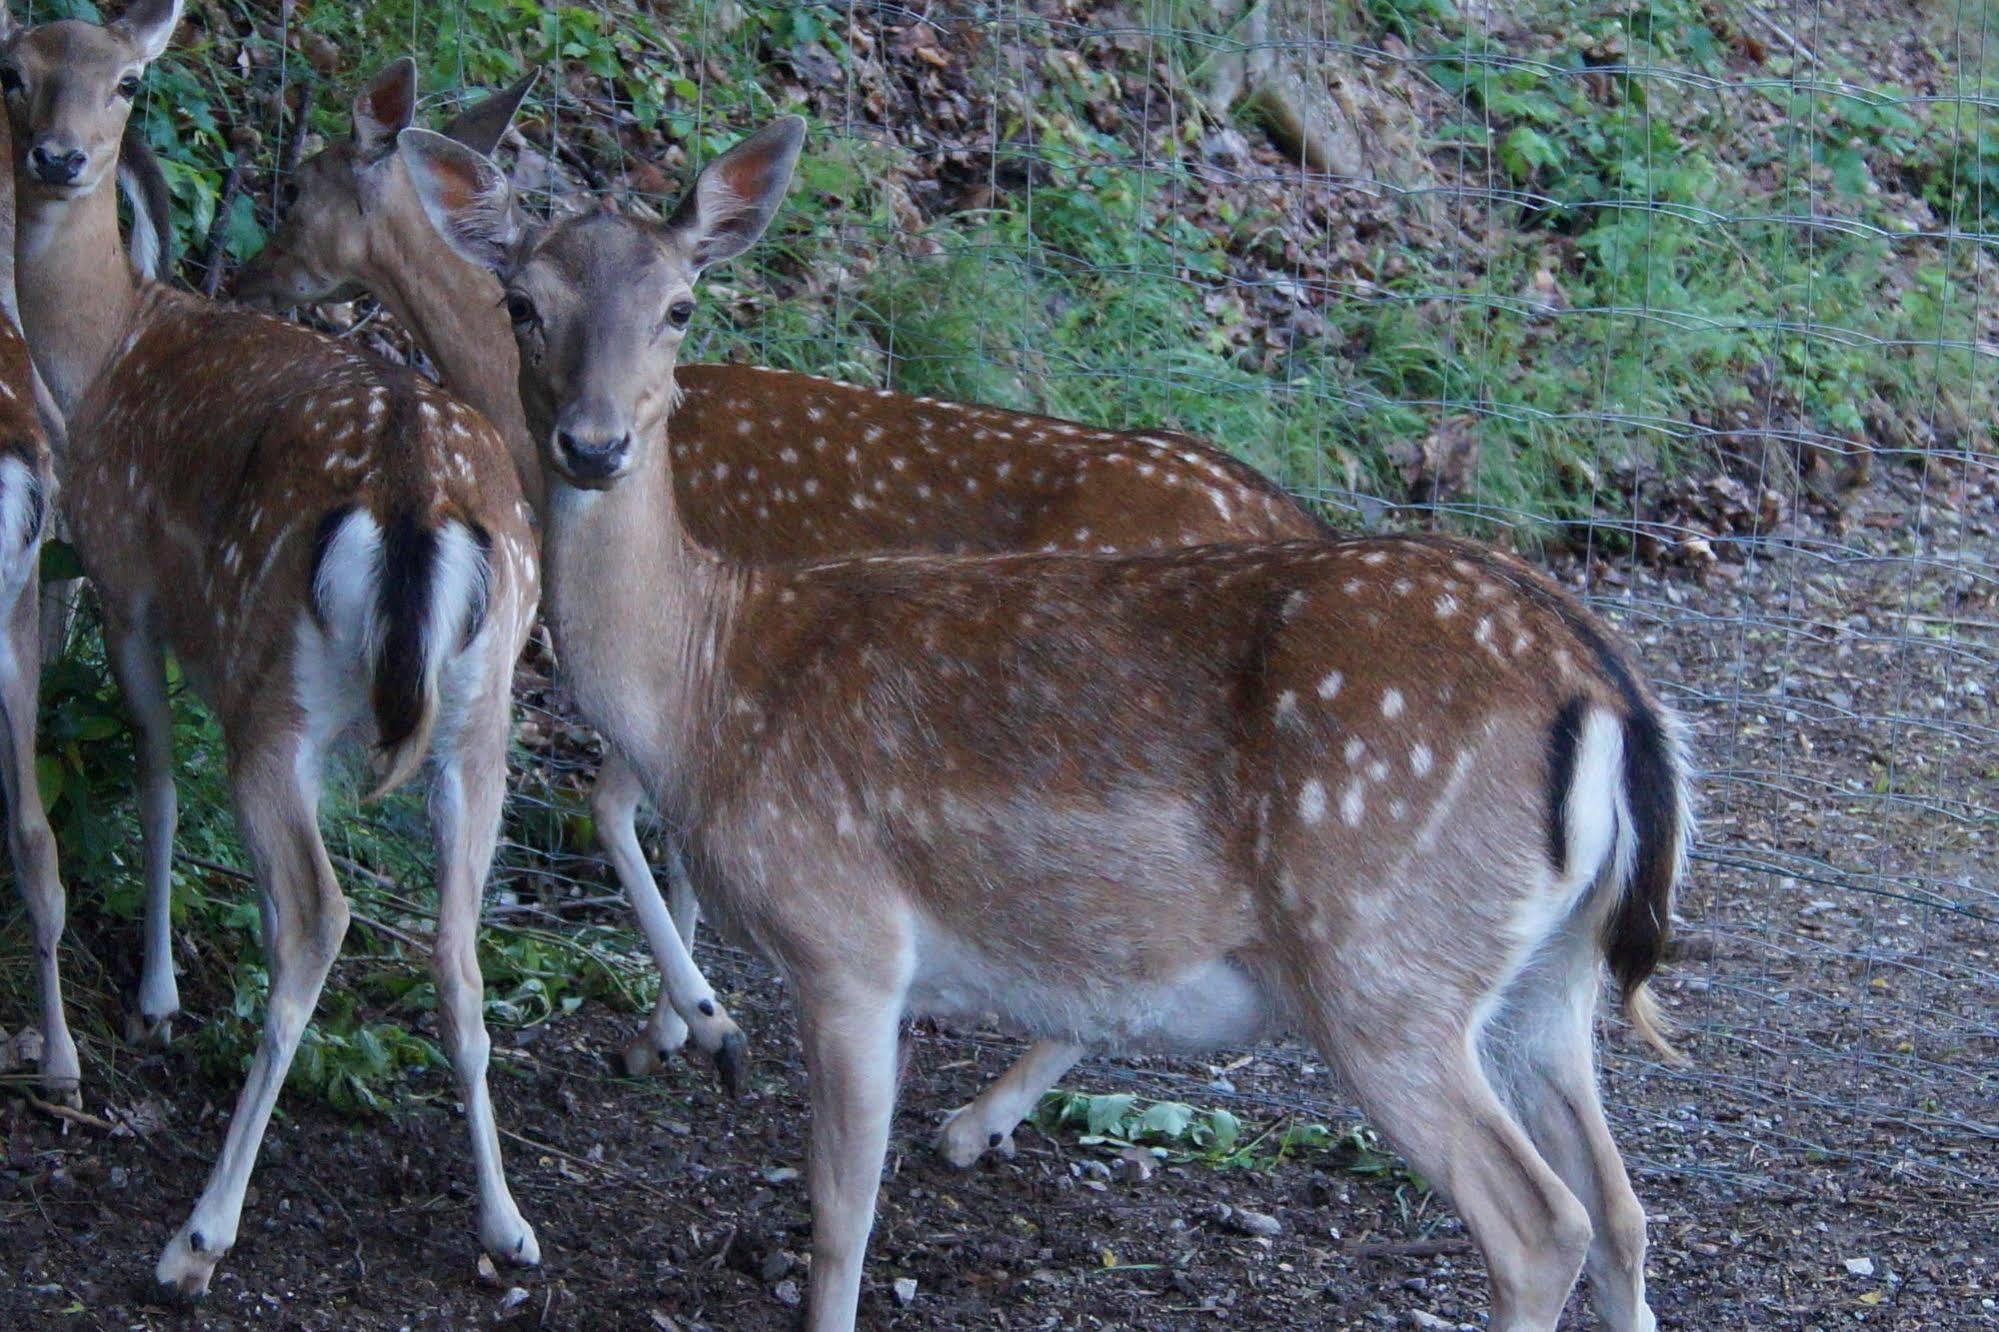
[401,115,805,487]
[235,59,539,310]
[0,0,180,199]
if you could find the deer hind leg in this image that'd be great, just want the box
[430,705,539,1267]
[1485,942,1656,1332]
[799,971,907,1332]
[594,754,744,1087]
[1295,958,1591,1331]
[936,1040,1085,1168]
[107,622,180,1045]
[156,735,348,1299]
[0,586,78,1104]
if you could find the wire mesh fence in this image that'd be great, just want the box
[8,0,1993,1305]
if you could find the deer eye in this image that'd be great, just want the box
[0,67,23,96]
[505,292,539,328]
[666,299,694,329]
[117,73,142,99]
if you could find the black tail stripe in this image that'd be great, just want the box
[1609,707,1680,1001]
[1544,696,1587,877]
[373,509,438,756]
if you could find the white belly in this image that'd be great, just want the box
[907,916,1281,1054]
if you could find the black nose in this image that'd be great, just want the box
[29,144,86,185]
[555,431,632,482]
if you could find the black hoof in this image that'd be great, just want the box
[714,1030,749,1098]
[144,1275,206,1311]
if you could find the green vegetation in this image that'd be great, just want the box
[1032,1088,1414,1178]
[3,0,1993,1115]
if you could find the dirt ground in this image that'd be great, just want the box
[1,460,1995,1330]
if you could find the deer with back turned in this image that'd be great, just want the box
[405,116,1690,1331]
[237,58,1329,1159]
[2,0,542,1296]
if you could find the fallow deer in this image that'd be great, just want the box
[0,105,72,1106]
[405,118,1690,1331]
[3,0,542,1295]
[238,64,1328,1156]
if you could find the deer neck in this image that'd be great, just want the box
[365,174,538,487]
[13,163,144,418]
[540,415,742,799]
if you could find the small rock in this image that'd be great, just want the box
[1115,1147,1156,1183]
[1844,1256,1876,1277]
[761,1250,795,1283]
[771,1279,801,1308]
[475,1253,501,1287]
[892,1276,918,1307]
[1408,1312,1455,1330]
[763,1166,800,1185]
[1232,1209,1283,1238]
[497,1286,531,1315]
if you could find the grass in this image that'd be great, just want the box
[3,0,1994,1115]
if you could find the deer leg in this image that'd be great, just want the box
[1304,986,1591,1332]
[1487,961,1655,1332]
[430,715,539,1268]
[936,1040,1084,1168]
[799,976,906,1332]
[0,588,78,1104]
[107,622,179,1045]
[594,754,743,1087]
[156,738,347,1299]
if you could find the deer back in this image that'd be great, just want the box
[61,290,533,716]
[667,364,1320,558]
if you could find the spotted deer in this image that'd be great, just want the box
[238,62,1327,1148]
[3,0,542,1296]
[405,117,1690,1331]
[0,104,73,1106]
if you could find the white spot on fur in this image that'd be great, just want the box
[1299,779,1327,825]
[1340,781,1365,827]
[1410,743,1433,776]
[1381,687,1405,719]
[1316,671,1343,700]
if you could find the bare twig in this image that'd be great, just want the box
[197,157,247,297]
[25,1094,117,1133]
[1744,6,1822,68]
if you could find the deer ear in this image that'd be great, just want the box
[0,10,18,44]
[353,57,418,159]
[112,0,183,64]
[399,127,522,275]
[440,65,539,157]
[665,115,805,273]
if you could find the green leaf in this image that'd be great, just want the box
[34,753,64,807]
[1138,1100,1195,1140]
[1084,1093,1136,1137]
[39,538,86,582]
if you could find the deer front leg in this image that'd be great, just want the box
[799,976,907,1332]
[594,754,743,1089]
[0,587,78,1104]
[937,1039,1085,1167]
[107,622,180,1045]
